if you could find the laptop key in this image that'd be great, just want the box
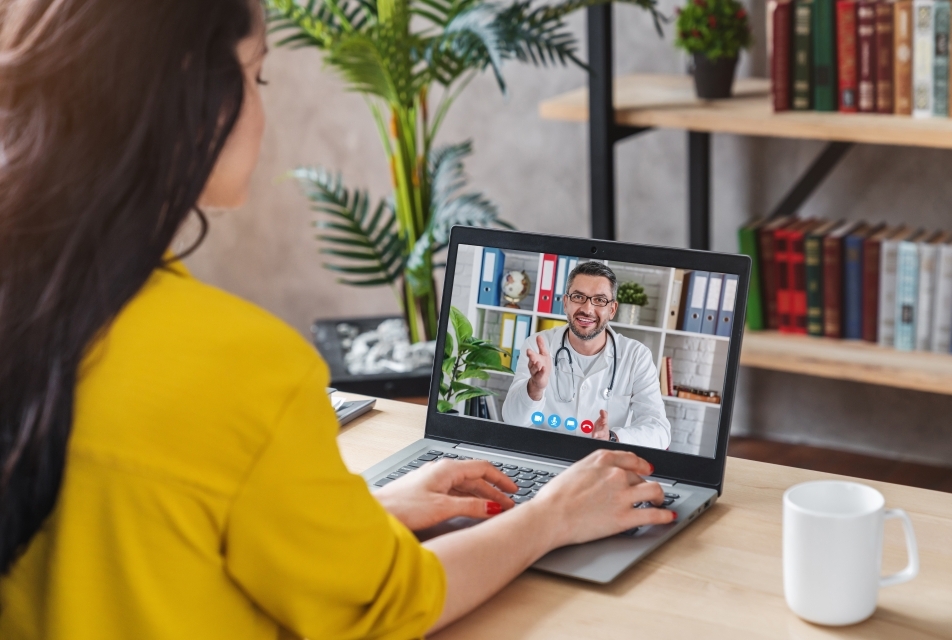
[536,477,550,484]
[398,466,414,474]
[375,478,394,487]
[518,467,533,472]
[514,488,532,496]
[503,464,518,470]
[662,498,675,507]
[512,495,531,504]
[503,469,520,478]
[458,456,473,460]
[664,493,680,500]
[416,454,438,462]
[515,480,535,489]
[490,461,503,467]
[517,472,537,481]
[387,473,403,480]
[443,453,458,458]
[406,460,423,468]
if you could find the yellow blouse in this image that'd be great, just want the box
[0,261,445,639]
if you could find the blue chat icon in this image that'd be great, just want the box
[564,417,578,431]
[547,414,561,428]
[531,412,545,425]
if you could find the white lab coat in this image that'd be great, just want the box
[501,326,671,449]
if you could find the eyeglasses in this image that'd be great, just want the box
[566,292,614,307]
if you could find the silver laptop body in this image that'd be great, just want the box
[361,228,749,584]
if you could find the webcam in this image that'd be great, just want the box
[591,246,599,254]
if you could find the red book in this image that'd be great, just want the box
[772,0,794,111]
[857,1,877,112]
[874,2,894,113]
[837,0,859,112]
[785,220,822,334]
[776,219,813,333]
[822,221,859,338]
[758,217,795,330]
[536,253,557,314]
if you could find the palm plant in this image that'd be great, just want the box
[268,0,663,343]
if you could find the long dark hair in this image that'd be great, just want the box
[0,0,255,574]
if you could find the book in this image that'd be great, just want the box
[913,0,936,116]
[738,219,766,330]
[759,217,796,330]
[916,231,945,350]
[675,387,722,404]
[666,357,674,395]
[895,0,915,114]
[895,231,929,350]
[822,221,859,337]
[794,0,816,109]
[667,269,686,330]
[875,2,895,112]
[779,219,820,333]
[861,225,899,342]
[659,356,669,395]
[837,0,860,111]
[790,219,826,334]
[931,240,952,352]
[701,273,724,335]
[935,0,951,115]
[857,1,878,111]
[879,227,920,346]
[477,248,506,307]
[805,220,841,336]
[844,223,883,339]
[772,0,795,111]
[717,274,739,337]
[814,0,839,109]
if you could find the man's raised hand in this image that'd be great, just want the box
[525,334,551,401]
[591,409,611,440]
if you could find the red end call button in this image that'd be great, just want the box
[580,420,594,434]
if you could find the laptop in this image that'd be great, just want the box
[362,227,750,584]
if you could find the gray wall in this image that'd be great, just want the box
[184,1,952,466]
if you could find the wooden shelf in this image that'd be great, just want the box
[539,74,952,150]
[663,395,721,408]
[740,331,952,396]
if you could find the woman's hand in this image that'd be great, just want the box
[530,449,675,546]
[374,459,518,531]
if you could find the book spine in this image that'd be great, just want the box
[878,240,901,346]
[894,243,919,350]
[759,228,782,330]
[773,1,794,111]
[805,235,825,335]
[916,244,938,350]
[738,227,765,330]
[857,2,878,111]
[935,0,950,115]
[822,234,845,337]
[931,245,952,352]
[876,2,895,112]
[862,239,882,342]
[795,0,816,109]
[895,0,914,113]
[843,235,865,339]
[777,230,793,332]
[913,0,936,116]
[837,1,860,111]
[790,232,810,334]
[814,0,839,109]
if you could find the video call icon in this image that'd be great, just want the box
[531,412,545,426]
[580,420,595,434]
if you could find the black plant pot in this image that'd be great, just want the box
[692,54,738,100]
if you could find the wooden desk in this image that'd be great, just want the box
[339,397,952,638]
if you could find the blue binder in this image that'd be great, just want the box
[700,273,724,335]
[680,271,710,333]
[551,256,570,316]
[477,248,506,307]
[716,274,739,337]
[511,314,532,371]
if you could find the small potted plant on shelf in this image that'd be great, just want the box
[674,0,752,99]
[616,282,648,325]
[438,307,512,413]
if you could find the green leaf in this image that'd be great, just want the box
[449,306,473,343]
[457,368,490,380]
[454,388,493,404]
[437,399,455,413]
[450,380,485,395]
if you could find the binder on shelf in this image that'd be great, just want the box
[499,312,517,368]
[679,271,710,333]
[511,314,531,372]
[551,256,570,316]
[536,253,558,314]
[716,274,739,337]
[478,248,505,307]
[700,273,724,335]
[667,269,687,330]
[537,318,568,332]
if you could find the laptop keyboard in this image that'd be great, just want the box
[373,449,681,515]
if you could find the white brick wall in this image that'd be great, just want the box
[606,262,669,327]
[662,334,729,394]
[665,400,719,456]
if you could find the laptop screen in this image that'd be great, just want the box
[437,243,738,459]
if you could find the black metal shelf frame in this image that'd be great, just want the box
[585,5,853,249]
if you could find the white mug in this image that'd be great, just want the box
[783,480,919,626]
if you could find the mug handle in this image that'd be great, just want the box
[880,508,920,588]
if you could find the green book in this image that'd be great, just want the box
[805,220,838,336]
[812,0,837,111]
[738,220,765,331]
[794,0,814,110]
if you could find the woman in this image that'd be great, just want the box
[0,0,675,637]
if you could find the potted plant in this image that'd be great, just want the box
[615,281,648,325]
[439,307,511,413]
[267,0,663,348]
[674,0,752,99]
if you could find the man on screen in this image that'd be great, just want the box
[501,261,671,449]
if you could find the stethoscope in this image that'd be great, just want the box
[553,326,617,403]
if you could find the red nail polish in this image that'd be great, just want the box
[648,464,655,475]
[670,511,678,521]
[486,501,502,515]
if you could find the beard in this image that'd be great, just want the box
[568,311,609,341]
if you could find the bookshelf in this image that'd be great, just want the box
[455,245,727,455]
